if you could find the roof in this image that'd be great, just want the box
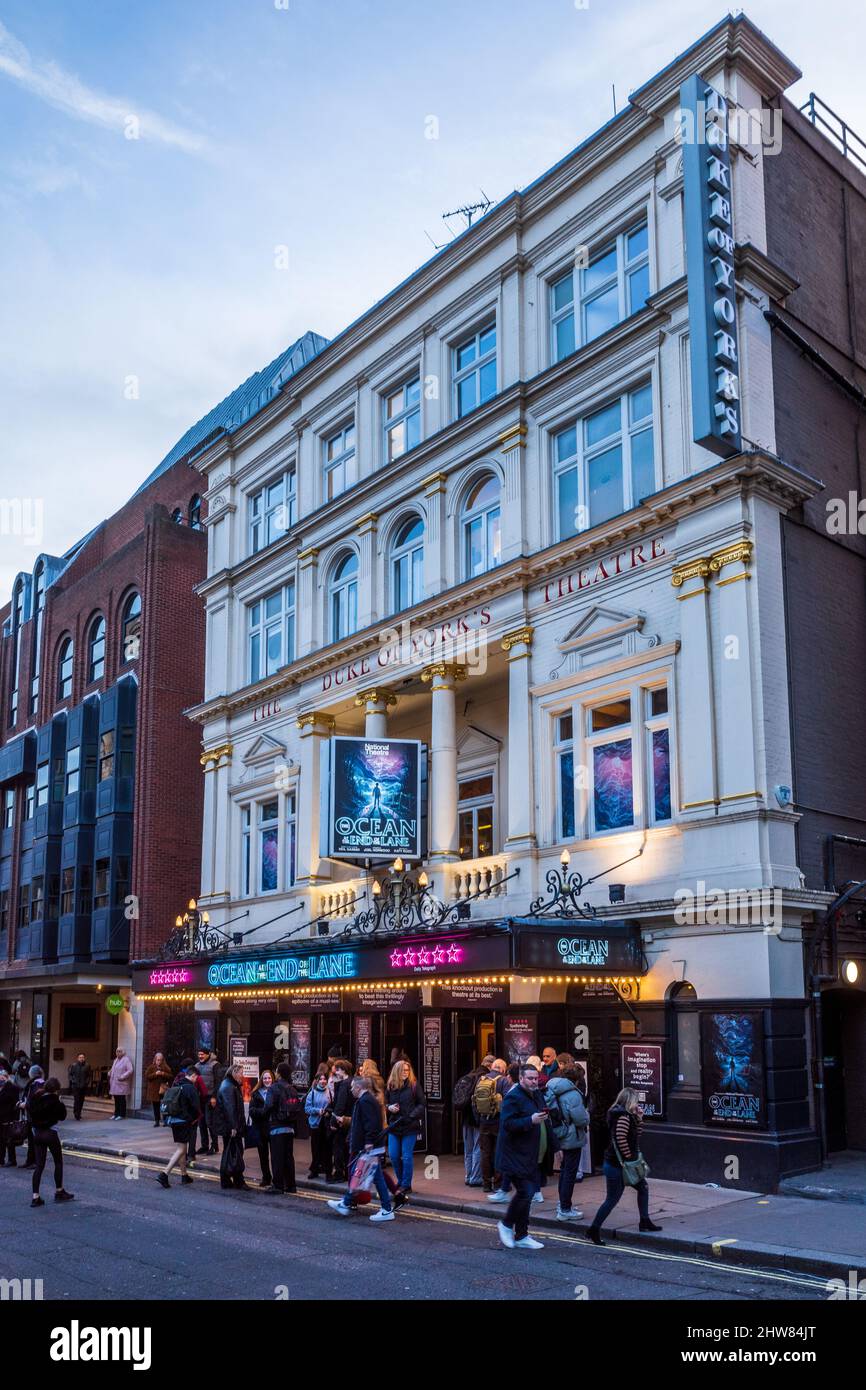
[132,329,329,495]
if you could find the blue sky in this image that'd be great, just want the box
[1,0,863,594]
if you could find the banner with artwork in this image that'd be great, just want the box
[700,1012,766,1129]
[326,736,423,861]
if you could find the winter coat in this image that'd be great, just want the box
[0,1079,18,1123]
[12,1058,30,1090]
[68,1060,92,1091]
[494,1081,544,1181]
[544,1075,589,1151]
[304,1083,331,1129]
[28,1090,67,1131]
[144,1062,174,1103]
[348,1090,385,1159]
[330,1076,355,1132]
[385,1079,425,1138]
[214,1075,245,1137]
[264,1079,302,1136]
[195,1054,220,1096]
[108,1055,134,1097]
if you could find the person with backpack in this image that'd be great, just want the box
[156,1061,200,1190]
[20,1065,45,1169]
[453,1055,491,1188]
[264,1061,301,1194]
[493,1062,549,1250]
[473,1057,507,1193]
[585,1086,662,1245]
[328,1059,355,1184]
[326,1075,394,1222]
[544,1063,589,1221]
[305,1069,333,1181]
[67,1053,92,1121]
[194,1049,222,1155]
[215,1062,249,1191]
[0,1068,20,1166]
[28,1077,74,1207]
[385,1058,424,1194]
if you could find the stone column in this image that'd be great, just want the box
[198,749,217,898]
[423,472,447,597]
[501,626,535,850]
[297,546,319,657]
[296,712,335,885]
[208,744,233,900]
[354,688,397,738]
[499,423,527,563]
[356,513,378,630]
[710,541,759,804]
[671,556,717,813]
[421,662,466,863]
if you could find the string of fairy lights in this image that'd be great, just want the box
[136,972,641,1004]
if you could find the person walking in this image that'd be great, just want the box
[67,1053,92,1121]
[156,1061,200,1190]
[214,1062,249,1191]
[586,1087,662,1245]
[328,1060,355,1184]
[304,1070,333,1180]
[453,1055,490,1188]
[494,1062,548,1251]
[248,1069,275,1188]
[185,1065,209,1167]
[544,1064,588,1222]
[144,1053,173,1127]
[28,1078,74,1207]
[326,1075,394,1222]
[194,1049,222,1155]
[108,1048,133,1119]
[385,1058,424,1195]
[473,1058,507,1193]
[265,1062,301,1194]
[0,1068,19,1166]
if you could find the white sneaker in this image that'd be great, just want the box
[487,1190,509,1203]
[515,1235,545,1250]
[326,1199,352,1216]
[497,1221,515,1249]
[556,1207,582,1221]
[369,1208,395,1222]
[532,1191,544,1203]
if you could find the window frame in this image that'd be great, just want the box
[87,615,106,684]
[329,551,359,643]
[57,636,74,701]
[323,422,357,502]
[241,798,282,898]
[383,376,421,464]
[247,581,296,684]
[551,380,655,540]
[452,320,497,420]
[390,515,425,613]
[248,467,297,555]
[457,771,496,861]
[548,218,650,365]
[462,474,502,580]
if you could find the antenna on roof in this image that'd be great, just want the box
[612,84,617,115]
[441,189,493,231]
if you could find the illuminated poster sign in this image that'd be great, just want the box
[621,1044,664,1118]
[700,1012,766,1129]
[207,953,357,988]
[327,736,423,861]
[557,937,610,967]
[386,936,510,976]
[680,74,742,457]
[515,920,642,975]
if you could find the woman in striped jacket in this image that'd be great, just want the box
[586,1087,662,1245]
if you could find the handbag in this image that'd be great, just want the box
[9,1117,28,1145]
[221,1135,246,1179]
[348,1151,380,1204]
[613,1133,650,1187]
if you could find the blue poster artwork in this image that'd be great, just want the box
[261,827,278,892]
[331,737,421,859]
[652,727,671,821]
[593,739,633,830]
[701,1012,766,1128]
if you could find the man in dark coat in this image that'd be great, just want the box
[494,1062,548,1250]
[67,1053,92,1121]
[215,1063,248,1191]
[329,1059,355,1184]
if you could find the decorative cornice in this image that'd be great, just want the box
[422,471,449,494]
[709,540,754,574]
[298,546,320,567]
[353,689,398,709]
[356,512,379,535]
[420,662,468,686]
[501,625,534,652]
[499,423,528,451]
[671,557,711,588]
[296,712,336,731]
[200,742,233,769]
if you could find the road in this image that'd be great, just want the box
[0,1151,827,1302]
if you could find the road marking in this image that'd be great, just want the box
[61,1149,828,1293]
[712,1238,738,1254]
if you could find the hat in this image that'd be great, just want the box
[28,1065,44,1080]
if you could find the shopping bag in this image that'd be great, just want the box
[221,1135,246,1181]
[348,1152,380,1204]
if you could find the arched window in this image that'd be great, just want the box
[330,551,359,642]
[88,616,106,683]
[391,515,424,613]
[188,495,203,530]
[120,592,142,664]
[462,474,501,579]
[170,508,183,525]
[57,637,74,701]
[30,562,45,715]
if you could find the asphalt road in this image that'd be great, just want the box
[0,1151,827,1302]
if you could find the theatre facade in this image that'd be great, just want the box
[131,16,866,1188]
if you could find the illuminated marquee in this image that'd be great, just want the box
[389,942,464,971]
[149,967,193,988]
[557,937,610,967]
[207,953,357,989]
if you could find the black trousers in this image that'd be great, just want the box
[113,1095,127,1118]
[32,1128,63,1194]
[257,1141,272,1184]
[503,1175,535,1241]
[151,1101,162,1124]
[309,1124,333,1177]
[72,1088,87,1120]
[331,1125,349,1180]
[478,1127,501,1190]
[269,1133,296,1193]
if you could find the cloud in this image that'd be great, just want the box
[0,20,209,155]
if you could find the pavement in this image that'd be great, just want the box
[780,1150,866,1205]
[56,1107,866,1283]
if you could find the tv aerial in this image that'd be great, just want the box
[425,189,493,250]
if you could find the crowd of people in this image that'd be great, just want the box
[0,1038,661,1249]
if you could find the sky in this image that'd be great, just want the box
[1,0,864,596]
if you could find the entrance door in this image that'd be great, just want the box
[823,988,866,1152]
[568,1001,626,1169]
[450,1010,494,1152]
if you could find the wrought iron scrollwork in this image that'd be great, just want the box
[158,899,232,960]
[529,856,595,919]
[346,866,447,938]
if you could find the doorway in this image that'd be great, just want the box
[823,988,866,1152]
[450,1009,494,1152]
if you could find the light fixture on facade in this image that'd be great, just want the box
[393,857,404,872]
[608,883,626,904]
[560,849,571,868]
[842,959,860,985]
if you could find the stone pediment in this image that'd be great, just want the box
[456,726,501,758]
[241,732,288,766]
[559,606,645,653]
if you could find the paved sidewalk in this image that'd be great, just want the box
[55,1109,866,1282]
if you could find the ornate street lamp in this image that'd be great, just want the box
[529,849,597,919]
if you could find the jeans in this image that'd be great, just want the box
[478,1127,500,1190]
[73,1088,87,1120]
[387,1132,417,1189]
[591,1161,650,1229]
[557,1147,582,1212]
[269,1132,296,1192]
[32,1128,63,1194]
[257,1142,272,1184]
[113,1095,127,1119]
[502,1175,535,1241]
[346,1154,392,1212]
[463,1124,482,1184]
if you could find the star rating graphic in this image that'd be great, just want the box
[390,949,403,968]
[431,944,446,964]
[446,943,463,963]
[388,940,464,971]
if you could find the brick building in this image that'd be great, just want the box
[0,458,207,1095]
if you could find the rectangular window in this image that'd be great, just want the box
[242,800,282,896]
[457,774,495,859]
[0,889,8,934]
[114,856,130,907]
[52,758,64,802]
[646,687,671,824]
[286,791,297,888]
[552,382,655,538]
[30,876,44,921]
[24,782,35,821]
[17,883,30,929]
[99,731,115,782]
[248,581,296,684]
[453,322,496,419]
[384,377,421,462]
[3,788,15,828]
[576,682,672,835]
[36,763,49,808]
[94,858,110,910]
[47,874,59,919]
[78,864,93,916]
[249,468,297,554]
[66,746,80,797]
[550,220,650,364]
[61,868,75,916]
[554,712,575,841]
[324,423,356,501]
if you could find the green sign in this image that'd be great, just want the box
[105,993,125,1016]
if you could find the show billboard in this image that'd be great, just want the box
[326,735,424,862]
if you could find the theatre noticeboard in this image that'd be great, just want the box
[700,1011,767,1129]
[325,736,424,862]
[621,1043,664,1118]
